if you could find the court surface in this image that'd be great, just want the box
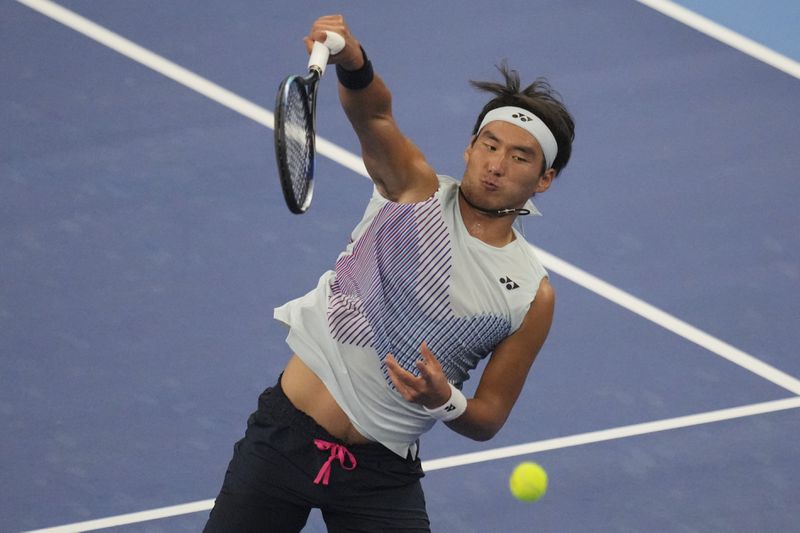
[2,1,799,531]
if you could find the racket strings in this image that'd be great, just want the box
[283,81,313,202]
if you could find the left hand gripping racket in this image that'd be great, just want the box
[274,31,345,214]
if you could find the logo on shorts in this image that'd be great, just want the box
[500,276,519,290]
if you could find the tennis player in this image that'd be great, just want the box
[205,14,575,532]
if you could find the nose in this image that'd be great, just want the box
[487,151,505,176]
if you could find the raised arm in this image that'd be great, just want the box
[305,15,439,203]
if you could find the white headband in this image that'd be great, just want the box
[478,106,558,169]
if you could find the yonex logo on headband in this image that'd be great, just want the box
[479,106,558,169]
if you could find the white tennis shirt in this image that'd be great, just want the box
[274,175,548,457]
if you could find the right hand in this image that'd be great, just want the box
[303,15,364,71]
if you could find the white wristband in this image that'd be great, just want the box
[423,383,467,422]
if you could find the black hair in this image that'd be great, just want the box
[470,62,575,175]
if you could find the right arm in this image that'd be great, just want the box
[305,15,438,203]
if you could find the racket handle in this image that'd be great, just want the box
[308,31,345,76]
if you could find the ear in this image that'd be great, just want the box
[535,168,556,194]
[464,135,477,164]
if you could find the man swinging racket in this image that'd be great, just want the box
[205,13,575,533]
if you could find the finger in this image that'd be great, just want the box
[387,354,429,392]
[419,341,437,363]
[310,29,329,43]
[385,356,417,399]
[413,360,443,402]
[415,357,433,381]
[385,354,414,383]
[415,342,453,405]
[387,355,421,388]
[388,371,413,401]
[385,353,400,371]
[310,15,347,40]
[315,14,345,25]
[308,15,361,64]
[419,341,443,373]
[307,14,341,45]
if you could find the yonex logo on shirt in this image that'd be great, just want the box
[500,276,519,290]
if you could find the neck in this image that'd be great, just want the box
[457,190,517,247]
[458,187,530,217]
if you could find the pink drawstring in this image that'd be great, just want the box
[313,439,357,485]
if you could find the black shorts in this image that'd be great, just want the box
[204,378,430,532]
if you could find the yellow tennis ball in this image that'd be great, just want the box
[509,461,548,502]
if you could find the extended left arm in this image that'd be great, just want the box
[386,278,555,441]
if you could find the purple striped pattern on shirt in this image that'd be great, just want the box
[328,196,510,385]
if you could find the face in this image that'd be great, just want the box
[462,121,554,211]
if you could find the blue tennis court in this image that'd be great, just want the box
[2,1,799,531]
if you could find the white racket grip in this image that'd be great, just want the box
[308,31,345,76]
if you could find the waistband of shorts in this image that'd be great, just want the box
[259,375,419,461]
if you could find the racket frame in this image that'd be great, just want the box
[274,70,320,214]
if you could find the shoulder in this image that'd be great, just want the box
[517,242,548,283]
[533,277,554,309]
[517,277,554,333]
[515,277,554,338]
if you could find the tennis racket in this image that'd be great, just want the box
[274,31,345,214]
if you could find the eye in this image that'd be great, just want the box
[511,154,530,164]
[482,142,497,151]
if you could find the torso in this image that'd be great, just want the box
[273,176,548,455]
[281,355,372,445]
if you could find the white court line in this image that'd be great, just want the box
[534,248,800,396]
[17,0,800,397]
[14,0,368,177]
[637,0,800,79]
[21,500,216,533]
[424,396,800,471]
[22,396,800,532]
